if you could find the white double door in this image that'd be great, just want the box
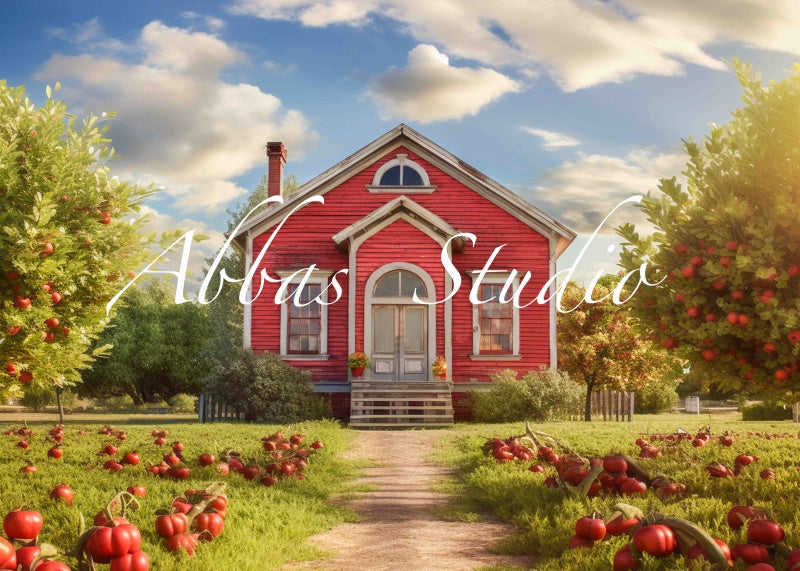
[371,304,427,381]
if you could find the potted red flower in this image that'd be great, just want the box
[348,352,370,378]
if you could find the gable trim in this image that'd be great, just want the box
[234,124,576,257]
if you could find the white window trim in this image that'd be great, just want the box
[363,262,437,380]
[367,153,436,193]
[278,269,333,360]
[469,271,521,361]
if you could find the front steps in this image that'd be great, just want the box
[349,381,454,428]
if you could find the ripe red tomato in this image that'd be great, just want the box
[87,523,141,559]
[155,513,188,538]
[575,516,606,541]
[192,512,224,539]
[15,545,40,571]
[632,524,677,558]
[605,514,640,536]
[612,545,639,571]
[167,467,191,480]
[121,453,140,466]
[126,486,146,498]
[727,505,763,530]
[529,464,544,473]
[747,519,785,545]
[207,494,227,512]
[0,537,15,570]
[687,539,731,564]
[3,509,43,539]
[49,483,74,506]
[31,561,71,571]
[601,455,627,474]
[198,453,216,467]
[787,548,800,570]
[731,543,770,565]
[109,550,149,571]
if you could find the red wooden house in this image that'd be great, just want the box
[232,125,575,426]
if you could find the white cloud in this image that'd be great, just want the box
[524,149,687,233]
[228,0,375,26]
[228,0,800,90]
[46,17,127,52]
[134,205,227,295]
[36,21,316,214]
[367,44,521,123]
[522,127,580,151]
[181,11,227,31]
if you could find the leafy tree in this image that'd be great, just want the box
[80,281,212,405]
[0,82,157,403]
[204,172,299,357]
[617,62,800,401]
[557,279,680,420]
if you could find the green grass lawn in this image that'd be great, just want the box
[434,414,800,570]
[0,417,361,570]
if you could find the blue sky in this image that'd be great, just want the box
[2,1,799,287]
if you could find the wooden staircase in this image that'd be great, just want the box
[349,381,454,428]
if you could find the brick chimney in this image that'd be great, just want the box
[266,142,287,197]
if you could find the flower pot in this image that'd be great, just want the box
[350,367,365,378]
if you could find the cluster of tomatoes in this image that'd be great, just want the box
[483,437,534,462]
[249,432,323,487]
[154,485,227,557]
[533,449,687,502]
[1,508,69,570]
[146,440,193,481]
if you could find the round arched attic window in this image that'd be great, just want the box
[369,153,434,192]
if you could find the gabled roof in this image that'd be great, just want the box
[331,195,465,253]
[233,124,576,257]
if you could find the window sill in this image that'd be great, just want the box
[366,185,437,194]
[280,354,331,361]
[468,354,523,361]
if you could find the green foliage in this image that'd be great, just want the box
[0,419,358,570]
[80,281,212,404]
[740,402,793,421]
[634,376,680,414]
[0,82,159,394]
[204,348,324,423]
[558,278,682,420]
[168,393,198,414]
[617,62,800,400]
[470,368,584,423]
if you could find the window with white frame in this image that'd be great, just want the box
[470,273,521,360]
[279,271,331,359]
[368,153,435,192]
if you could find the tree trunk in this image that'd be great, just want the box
[584,380,595,422]
[56,386,65,424]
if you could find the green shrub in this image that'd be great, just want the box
[19,385,78,412]
[634,377,680,414]
[204,349,324,423]
[168,393,197,414]
[469,368,584,423]
[740,402,793,421]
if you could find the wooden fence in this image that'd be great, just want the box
[590,390,634,421]
[198,393,244,423]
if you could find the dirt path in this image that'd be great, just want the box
[290,430,532,571]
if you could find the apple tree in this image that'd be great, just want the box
[557,279,681,421]
[617,62,800,400]
[0,82,157,400]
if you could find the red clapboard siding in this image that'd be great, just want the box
[354,219,444,355]
[248,144,553,383]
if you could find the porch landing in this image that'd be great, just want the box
[349,381,454,428]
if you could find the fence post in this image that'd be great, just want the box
[793,403,799,423]
[198,394,206,423]
[628,392,634,422]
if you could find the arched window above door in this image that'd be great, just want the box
[373,270,427,298]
